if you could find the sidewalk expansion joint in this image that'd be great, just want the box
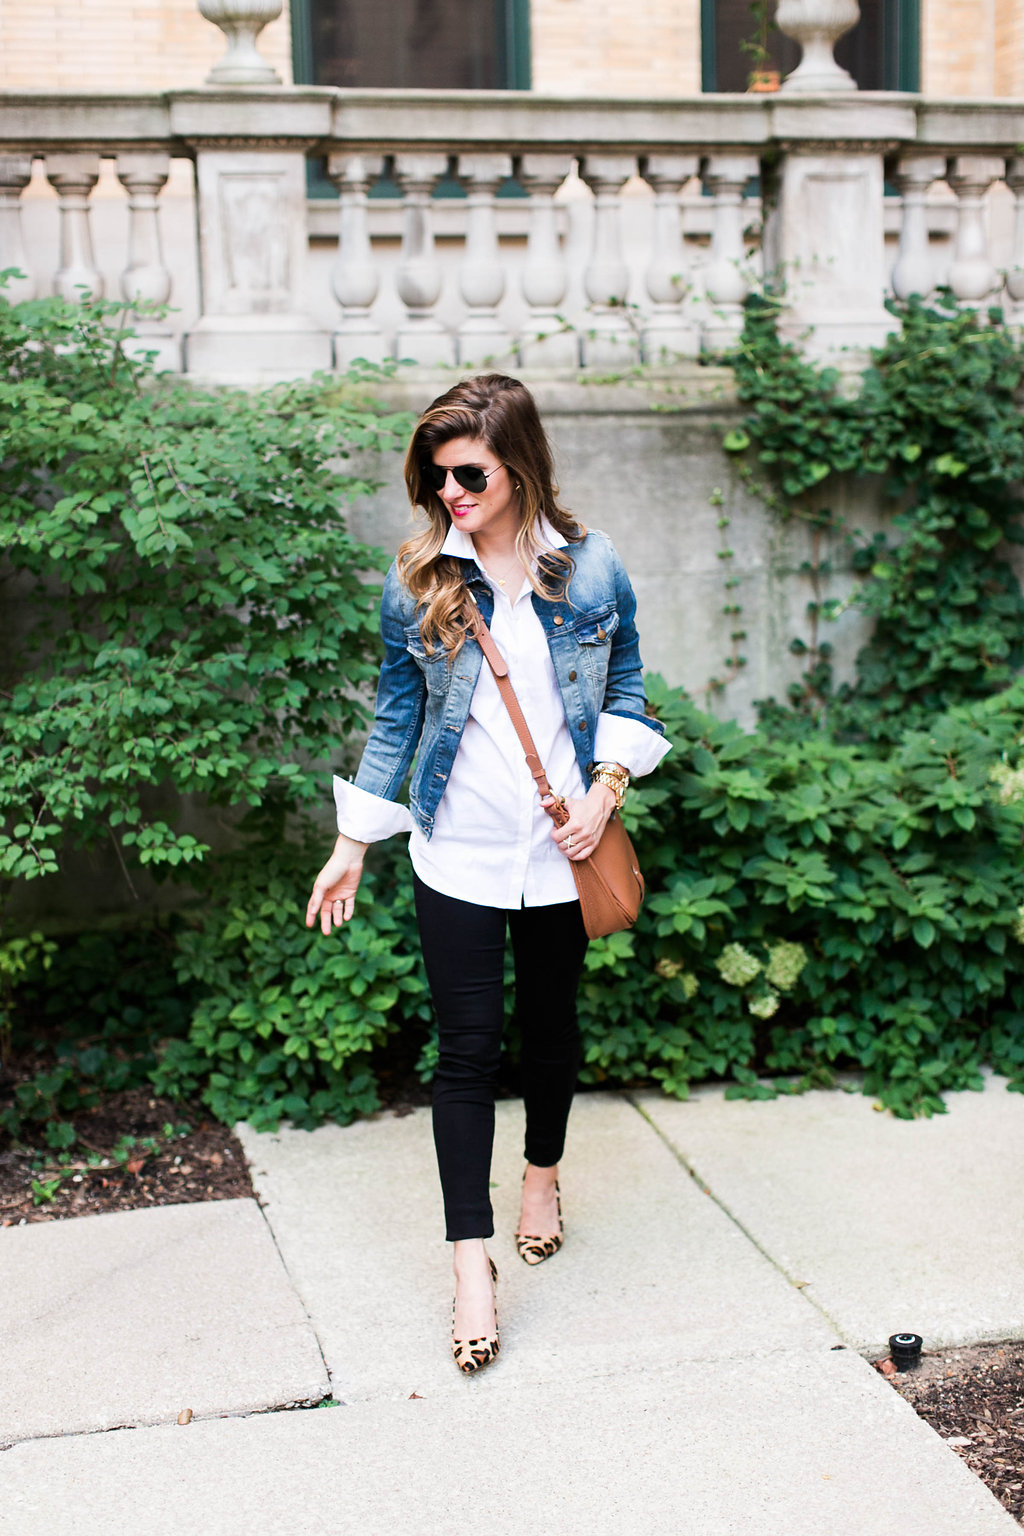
[249,1194,333,1388]
[623,1090,852,1349]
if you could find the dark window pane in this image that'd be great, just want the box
[310,0,503,89]
[706,0,914,92]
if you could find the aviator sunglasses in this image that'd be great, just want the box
[423,461,505,495]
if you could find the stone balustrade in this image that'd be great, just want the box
[2,90,1024,380]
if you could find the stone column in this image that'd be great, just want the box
[46,154,103,302]
[641,155,699,362]
[579,155,639,369]
[327,154,385,369]
[116,152,178,372]
[761,144,892,362]
[457,154,514,368]
[0,157,35,303]
[701,156,758,353]
[776,0,859,93]
[197,0,283,86]
[1004,156,1024,327]
[182,142,331,381]
[518,154,576,369]
[890,156,945,303]
[393,154,455,367]
[947,156,1003,305]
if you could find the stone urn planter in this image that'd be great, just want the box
[777,0,860,92]
[198,0,283,85]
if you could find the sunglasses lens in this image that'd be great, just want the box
[424,463,490,494]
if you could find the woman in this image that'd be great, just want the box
[305,374,668,1373]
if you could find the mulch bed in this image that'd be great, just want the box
[0,1086,253,1226]
[881,1341,1024,1527]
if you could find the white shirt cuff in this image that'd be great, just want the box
[593,713,672,778]
[333,776,414,842]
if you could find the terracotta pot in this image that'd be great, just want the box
[747,69,782,93]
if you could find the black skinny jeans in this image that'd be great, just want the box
[413,872,589,1242]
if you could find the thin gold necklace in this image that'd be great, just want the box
[485,557,524,590]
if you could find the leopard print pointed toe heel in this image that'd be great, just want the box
[452,1257,500,1374]
[515,1180,563,1266]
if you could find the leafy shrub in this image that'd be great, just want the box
[152,836,432,1130]
[0,290,410,883]
[576,676,1024,1117]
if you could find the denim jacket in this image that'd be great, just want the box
[353,529,665,838]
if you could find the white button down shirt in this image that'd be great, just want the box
[334,520,669,909]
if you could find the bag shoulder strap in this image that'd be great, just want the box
[463,595,568,829]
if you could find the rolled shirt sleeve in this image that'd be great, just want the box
[333,775,414,842]
[593,712,672,778]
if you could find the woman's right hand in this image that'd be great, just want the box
[305,833,369,934]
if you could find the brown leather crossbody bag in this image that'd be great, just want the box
[464,596,645,940]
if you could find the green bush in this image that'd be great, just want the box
[578,676,1024,1116]
[0,290,411,883]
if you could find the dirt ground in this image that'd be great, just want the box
[884,1340,1024,1527]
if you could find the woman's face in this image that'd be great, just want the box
[431,435,520,544]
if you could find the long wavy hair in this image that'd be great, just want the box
[399,374,584,657]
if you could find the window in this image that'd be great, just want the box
[701,0,919,93]
[291,0,531,89]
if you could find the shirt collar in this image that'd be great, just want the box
[440,513,569,561]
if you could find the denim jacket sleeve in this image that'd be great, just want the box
[599,536,664,734]
[352,563,426,802]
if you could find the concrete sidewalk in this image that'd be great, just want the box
[1,1077,1021,1534]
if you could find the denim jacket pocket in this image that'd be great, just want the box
[404,622,451,698]
[573,608,620,648]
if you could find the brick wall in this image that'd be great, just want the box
[530,0,701,96]
[0,0,1020,101]
[993,0,1024,94]
[0,0,293,92]
[921,0,996,95]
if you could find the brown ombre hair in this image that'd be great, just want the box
[398,374,583,656]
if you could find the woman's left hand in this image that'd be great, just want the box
[545,782,617,862]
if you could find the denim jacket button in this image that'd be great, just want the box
[553,615,564,626]
[569,670,577,682]
[577,721,586,731]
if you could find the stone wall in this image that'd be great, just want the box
[341,375,886,726]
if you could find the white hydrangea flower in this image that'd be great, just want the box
[715,943,762,987]
[681,971,699,1000]
[991,762,1024,804]
[748,990,780,1019]
[765,940,808,991]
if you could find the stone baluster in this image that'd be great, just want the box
[0,157,36,303]
[947,156,1004,305]
[1004,156,1024,326]
[701,157,758,353]
[578,156,639,368]
[456,154,514,368]
[641,155,699,362]
[327,154,385,368]
[46,154,103,302]
[890,156,945,302]
[393,154,455,366]
[197,0,283,85]
[116,152,178,371]
[776,0,859,92]
[518,154,575,368]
